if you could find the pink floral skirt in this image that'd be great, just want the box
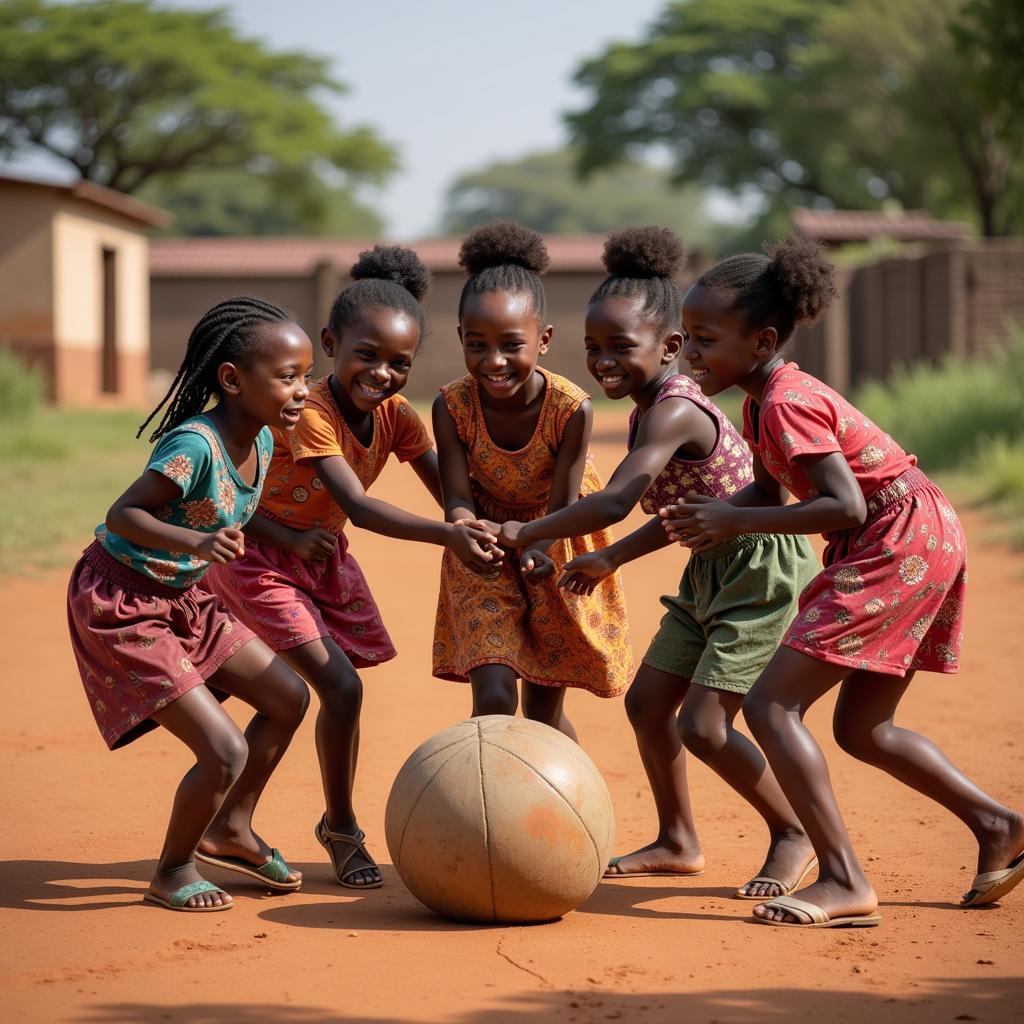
[783,468,967,676]
[67,541,256,749]
[205,528,396,668]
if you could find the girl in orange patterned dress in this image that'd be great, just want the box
[432,222,632,738]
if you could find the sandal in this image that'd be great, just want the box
[962,850,1024,907]
[735,856,818,900]
[196,847,301,891]
[753,894,881,929]
[315,813,383,890]
[144,879,232,913]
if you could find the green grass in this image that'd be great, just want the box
[0,408,149,576]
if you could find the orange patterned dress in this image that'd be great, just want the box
[432,368,632,696]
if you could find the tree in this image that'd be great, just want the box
[0,0,396,232]
[138,169,385,238]
[566,0,1024,236]
[441,148,711,243]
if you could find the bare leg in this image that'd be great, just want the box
[605,664,704,876]
[743,646,878,923]
[832,671,1024,901]
[148,686,250,909]
[678,685,814,897]
[469,664,518,717]
[198,640,308,885]
[522,681,577,741]
[279,637,380,887]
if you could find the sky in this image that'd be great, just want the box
[7,0,672,239]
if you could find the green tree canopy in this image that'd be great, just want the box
[0,0,397,234]
[441,147,711,243]
[566,0,1023,237]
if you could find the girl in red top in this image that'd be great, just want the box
[663,235,1023,927]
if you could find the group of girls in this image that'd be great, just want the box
[66,219,1023,928]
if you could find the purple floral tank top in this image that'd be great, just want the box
[628,374,754,513]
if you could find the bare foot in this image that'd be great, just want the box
[603,839,705,878]
[736,829,816,899]
[964,809,1024,904]
[318,816,382,888]
[753,875,877,925]
[148,862,231,910]
[199,825,302,885]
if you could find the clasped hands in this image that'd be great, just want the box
[659,494,744,552]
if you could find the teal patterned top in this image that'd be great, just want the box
[99,415,273,588]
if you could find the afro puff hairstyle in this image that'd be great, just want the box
[457,220,550,323]
[328,245,431,338]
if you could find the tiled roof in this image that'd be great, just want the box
[0,171,171,228]
[149,235,608,277]
[793,208,970,243]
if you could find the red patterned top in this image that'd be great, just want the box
[629,373,754,513]
[742,362,916,504]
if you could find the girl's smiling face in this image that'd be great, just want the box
[323,306,420,414]
[681,283,779,397]
[584,294,681,401]
[458,290,553,401]
[229,321,314,430]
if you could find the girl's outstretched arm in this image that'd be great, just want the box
[558,517,672,595]
[408,449,445,509]
[106,471,245,564]
[500,398,706,549]
[431,394,484,524]
[662,450,866,552]
[309,452,497,567]
[243,513,337,562]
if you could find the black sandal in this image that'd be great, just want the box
[314,814,383,889]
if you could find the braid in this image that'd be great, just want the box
[697,235,837,345]
[591,226,686,333]
[138,297,290,442]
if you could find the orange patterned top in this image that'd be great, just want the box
[259,378,432,533]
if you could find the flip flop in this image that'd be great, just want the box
[962,850,1024,907]
[196,848,301,891]
[735,856,818,900]
[315,814,383,890]
[753,894,881,929]
[603,855,705,879]
[143,879,232,913]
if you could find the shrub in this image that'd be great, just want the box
[0,348,44,421]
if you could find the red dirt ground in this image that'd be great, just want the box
[3,411,1023,1023]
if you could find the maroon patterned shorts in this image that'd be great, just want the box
[204,529,396,668]
[67,541,257,749]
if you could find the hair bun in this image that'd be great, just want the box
[766,234,837,324]
[603,226,686,279]
[350,245,431,302]
[458,220,550,276]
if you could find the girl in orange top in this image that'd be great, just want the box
[432,222,632,738]
[208,247,497,889]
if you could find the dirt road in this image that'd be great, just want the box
[3,412,1022,1022]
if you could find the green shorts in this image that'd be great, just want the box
[643,533,819,695]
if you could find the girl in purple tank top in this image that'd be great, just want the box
[498,228,819,897]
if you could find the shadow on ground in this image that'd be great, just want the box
[71,974,1024,1023]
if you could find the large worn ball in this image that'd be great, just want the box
[385,715,614,923]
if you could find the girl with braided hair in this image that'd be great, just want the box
[66,297,314,912]
[497,227,819,896]
[432,221,632,737]
[661,235,1024,927]
[207,247,498,889]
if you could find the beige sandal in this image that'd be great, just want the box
[962,851,1024,907]
[754,894,881,928]
[735,856,818,900]
[314,814,383,890]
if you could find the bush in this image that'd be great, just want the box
[854,326,1024,473]
[0,348,45,421]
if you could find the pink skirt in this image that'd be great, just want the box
[784,468,967,676]
[67,541,257,749]
[205,529,396,668]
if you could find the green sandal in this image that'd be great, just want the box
[144,879,232,913]
[315,814,383,890]
[196,848,301,891]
